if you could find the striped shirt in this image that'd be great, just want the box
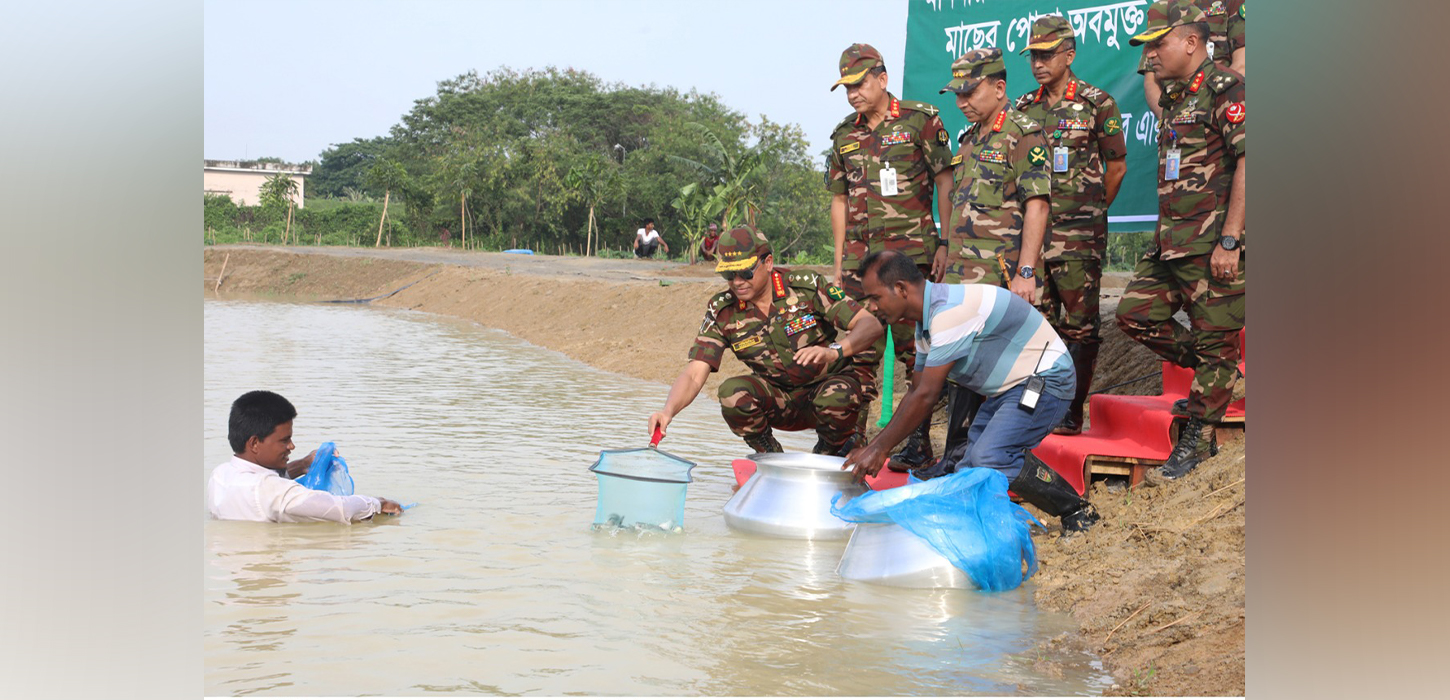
[913,282,1075,399]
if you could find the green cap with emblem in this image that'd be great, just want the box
[714,225,772,272]
[832,43,884,91]
[1130,0,1209,46]
[940,47,1005,95]
[1020,15,1075,54]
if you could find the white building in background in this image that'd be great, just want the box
[203,160,311,207]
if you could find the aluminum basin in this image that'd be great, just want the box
[836,522,971,589]
[722,452,866,540]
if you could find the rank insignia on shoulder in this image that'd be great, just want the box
[950,154,963,166]
[936,129,949,145]
[1226,102,1245,124]
[1027,146,1048,166]
[1104,116,1122,135]
[838,141,861,155]
[978,149,1007,164]
[731,335,764,353]
[826,284,845,301]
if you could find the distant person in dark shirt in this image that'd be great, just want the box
[699,223,721,262]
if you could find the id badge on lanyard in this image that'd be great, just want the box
[880,163,899,197]
[1164,126,1181,181]
[1052,146,1070,173]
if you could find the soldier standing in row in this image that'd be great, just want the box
[927,47,1052,469]
[648,226,885,455]
[1014,16,1129,435]
[1141,0,1245,118]
[826,42,955,472]
[1119,0,1246,481]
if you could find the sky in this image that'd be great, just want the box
[204,0,913,166]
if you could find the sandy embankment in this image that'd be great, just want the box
[204,245,1244,696]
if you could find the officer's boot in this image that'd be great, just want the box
[1053,342,1099,435]
[886,419,935,472]
[942,384,984,456]
[1155,415,1217,481]
[814,430,864,457]
[743,429,783,455]
[1011,451,1101,533]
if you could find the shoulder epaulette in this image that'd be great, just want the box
[1013,92,1037,110]
[1207,68,1242,94]
[831,113,859,136]
[897,99,940,118]
[1075,82,1111,106]
[1008,110,1042,134]
[706,290,736,317]
[785,269,825,290]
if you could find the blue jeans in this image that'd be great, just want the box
[940,382,1071,480]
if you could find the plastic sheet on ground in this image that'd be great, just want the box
[296,441,355,496]
[831,467,1041,592]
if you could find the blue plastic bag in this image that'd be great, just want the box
[295,441,355,496]
[831,467,1041,592]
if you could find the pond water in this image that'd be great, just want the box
[203,300,1110,696]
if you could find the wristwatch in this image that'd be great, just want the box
[1018,265,1035,280]
[1217,235,1241,251]
[828,342,845,359]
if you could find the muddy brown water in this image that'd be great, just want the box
[203,300,1111,696]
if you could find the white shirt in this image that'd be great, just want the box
[636,228,660,243]
[207,455,383,523]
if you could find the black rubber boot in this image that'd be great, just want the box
[1156,416,1217,481]
[886,419,935,472]
[813,431,863,457]
[942,383,984,456]
[1011,451,1100,533]
[743,430,784,454]
[1053,342,1099,435]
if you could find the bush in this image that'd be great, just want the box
[1105,231,1155,270]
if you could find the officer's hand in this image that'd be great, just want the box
[1210,246,1240,282]
[832,266,844,288]
[841,442,889,482]
[931,247,947,282]
[795,345,838,367]
[647,412,672,440]
[1009,276,1037,305]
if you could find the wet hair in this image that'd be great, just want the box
[861,250,924,288]
[228,390,296,454]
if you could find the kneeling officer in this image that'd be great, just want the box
[649,226,884,455]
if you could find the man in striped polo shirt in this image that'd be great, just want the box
[842,250,1099,532]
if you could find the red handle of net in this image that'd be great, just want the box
[650,427,664,448]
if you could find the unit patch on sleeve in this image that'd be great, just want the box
[1103,116,1123,135]
[826,284,845,301]
[1226,102,1245,124]
[936,129,949,145]
[1027,146,1049,166]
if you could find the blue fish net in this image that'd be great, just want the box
[831,467,1041,592]
[295,441,355,496]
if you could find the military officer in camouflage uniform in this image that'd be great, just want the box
[1014,16,1129,435]
[1141,0,1245,118]
[648,226,885,455]
[928,48,1054,466]
[826,42,955,471]
[1119,0,1246,480]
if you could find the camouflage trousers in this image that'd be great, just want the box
[717,368,878,446]
[940,257,1008,286]
[1038,257,1102,346]
[1115,251,1246,422]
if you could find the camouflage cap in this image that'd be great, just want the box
[1020,15,1075,54]
[940,48,1005,95]
[715,225,772,272]
[1130,0,1209,46]
[831,43,884,91]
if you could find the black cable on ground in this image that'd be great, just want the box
[1088,371,1160,396]
[318,270,442,304]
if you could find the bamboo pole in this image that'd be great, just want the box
[284,202,294,245]
[214,252,229,293]
[374,190,390,247]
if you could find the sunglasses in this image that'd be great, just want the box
[720,263,759,282]
[1029,47,1069,64]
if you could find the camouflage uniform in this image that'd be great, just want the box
[1015,16,1131,434]
[1119,13,1246,427]
[691,228,879,452]
[939,50,1052,285]
[1136,0,1244,75]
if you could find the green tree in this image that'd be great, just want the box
[258,172,300,244]
[366,159,409,247]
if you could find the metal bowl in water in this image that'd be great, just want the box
[722,452,866,540]
[836,522,971,589]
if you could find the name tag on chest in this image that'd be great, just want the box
[880,132,913,146]
[732,335,765,353]
[784,314,819,336]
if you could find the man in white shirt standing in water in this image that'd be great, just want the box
[208,390,402,523]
